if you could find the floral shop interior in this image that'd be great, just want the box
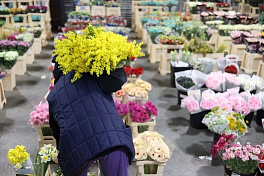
[3,0,264,176]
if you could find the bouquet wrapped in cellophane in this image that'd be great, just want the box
[53,24,145,82]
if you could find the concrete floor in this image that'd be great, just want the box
[0,32,264,176]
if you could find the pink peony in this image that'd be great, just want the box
[200,99,215,110]
[248,96,262,111]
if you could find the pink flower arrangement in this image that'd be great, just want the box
[128,101,158,122]
[144,102,158,116]
[248,96,262,111]
[115,101,129,117]
[200,99,215,110]
[221,142,263,175]
[29,102,49,127]
[233,98,251,116]
[211,133,236,158]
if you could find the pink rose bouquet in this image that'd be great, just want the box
[29,101,49,127]
[181,96,201,114]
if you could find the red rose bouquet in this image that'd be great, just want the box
[124,66,143,77]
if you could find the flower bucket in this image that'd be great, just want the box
[256,168,264,176]
[240,169,257,176]
[189,110,209,130]
[213,133,221,145]
[136,160,166,176]
[256,110,264,127]
[170,63,192,88]
[177,89,188,106]
[224,166,232,176]
[245,112,254,127]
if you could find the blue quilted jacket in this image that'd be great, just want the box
[47,71,135,176]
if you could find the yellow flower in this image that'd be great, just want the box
[53,24,145,82]
[7,145,29,165]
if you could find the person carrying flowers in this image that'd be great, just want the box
[47,24,144,176]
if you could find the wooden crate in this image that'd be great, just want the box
[91,6,106,16]
[257,61,264,79]
[0,15,11,24]
[207,29,218,47]
[26,46,35,64]
[229,43,246,62]
[0,79,6,109]
[191,14,200,21]
[238,3,250,14]
[130,119,156,139]
[33,37,42,54]
[241,52,262,74]
[15,54,26,75]
[136,161,166,176]
[0,1,17,9]
[106,7,121,16]
[2,65,16,91]
[149,42,161,64]
[217,36,232,53]
[249,5,259,18]
[76,5,91,13]
[159,45,184,75]
[142,28,148,45]
[36,123,56,149]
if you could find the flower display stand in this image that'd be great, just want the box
[191,14,200,21]
[229,43,246,62]
[15,54,27,75]
[28,13,46,28]
[0,15,11,24]
[241,52,262,74]
[257,61,264,79]
[41,29,48,46]
[137,21,143,39]
[149,42,161,63]
[217,36,232,53]
[142,28,148,45]
[11,14,28,26]
[207,29,218,46]
[135,6,148,32]
[2,66,16,91]
[76,6,91,13]
[249,5,259,18]
[33,37,42,54]
[147,35,151,54]
[91,6,106,16]
[0,79,6,109]
[130,119,156,139]
[136,161,166,176]
[45,21,52,40]
[0,1,17,9]
[238,3,250,14]
[159,45,184,75]
[36,124,56,149]
[135,96,148,104]
[148,6,163,13]
[17,0,34,7]
[216,6,232,11]
[26,46,35,64]
[106,7,121,16]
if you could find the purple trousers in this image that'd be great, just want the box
[74,147,129,176]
